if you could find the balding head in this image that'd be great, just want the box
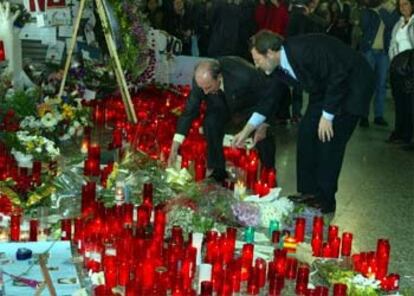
[194,60,222,95]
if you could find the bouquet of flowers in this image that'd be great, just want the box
[19,99,91,143]
[5,131,60,167]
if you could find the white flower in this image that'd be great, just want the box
[59,134,71,141]
[73,121,81,128]
[68,126,76,136]
[35,147,42,153]
[20,116,37,129]
[41,112,58,128]
[11,149,34,168]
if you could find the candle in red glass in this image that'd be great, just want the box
[61,219,72,240]
[137,205,150,228]
[154,207,166,238]
[88,144,101,161]
[341,232,353,256]
[105,268,117,289]
[333,283,347,296]
[312,216,324,239]
[246,159,258,189]
[268,169,277,188]
[200,281,213,296]
[328,225,339,243]
[29,219,38,241]
[195,162,206,182]
[123,203,133,227]
[0,41,5,61]
[272,230,281,244]
[84,158,100,176]
[118,260,130,286]
[273,248,287,276]
[212,261,223,292]
[376,239,390,280]
[241,244,254,280]
[255,258,267,288]
[322,242,332,258]
[112,128,123,148]
[285,257,298,279]
[311,235,323,257]
[10,213,21,241]
[295,217,306,243]
[330,236,341,258]
[296,265,310,295]
[142,182,153,207]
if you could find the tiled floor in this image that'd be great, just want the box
[273,100,414,290]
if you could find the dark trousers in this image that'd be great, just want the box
[297,103,359,209]
[390,56,414,143]
[291,86,303,117]
[203,97,276,172]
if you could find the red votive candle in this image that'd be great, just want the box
[142,182,153,207]
[10,213,21,241]
[328,225,339,243]
[195,162,206,182]
[84,158,100,176]
[311,235,323,257]
[341,232,353,256]
[312,216,324,239]
[322,243,332,258]
[273,248,287,276]
[88,144,101,160]
[241,244,254,281]
[255,258,267,287]
[295,217,306,243]
[61,218,72,240]
[29,219,38,241]
[285,257,298,279]
[296,264,310,295]
[333,283,347,296]
[112,128,123,148]
[331,236,341,258]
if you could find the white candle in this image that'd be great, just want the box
[192,232,204,266]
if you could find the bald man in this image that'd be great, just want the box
[168,57,286,182]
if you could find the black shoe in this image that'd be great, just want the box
[288,193,315,203]
[386,132,404,144]
[359,117,369,127]
[304,198,336,214]
[374,117,388,126]
[401,144,414,151]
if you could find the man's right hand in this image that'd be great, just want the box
[167,141,181,167]
[253,123,269,146]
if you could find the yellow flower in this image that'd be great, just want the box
[26,141,35,152]
[62,104,75,120]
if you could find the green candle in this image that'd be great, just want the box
[268,220,280,237]
[244,226,255,243]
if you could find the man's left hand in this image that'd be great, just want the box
[318,116,334,142]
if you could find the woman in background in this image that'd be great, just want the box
[387,0,414,148]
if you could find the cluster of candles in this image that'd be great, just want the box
[352,240,400,291]
[0,85,401,294]
[89,87,278,195]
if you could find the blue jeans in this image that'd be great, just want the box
[363,49,389,118]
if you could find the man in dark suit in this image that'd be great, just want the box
[168,57,285,182]
[234,31,375,213]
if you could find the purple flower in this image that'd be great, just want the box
[231,202,261,227]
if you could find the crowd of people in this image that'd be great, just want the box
[151,0,414,214]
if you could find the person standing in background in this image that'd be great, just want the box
[387,0,414,147]
[359,0,399,127]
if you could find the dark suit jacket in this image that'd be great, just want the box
[278,34,375,116]
[176,56,282,135]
